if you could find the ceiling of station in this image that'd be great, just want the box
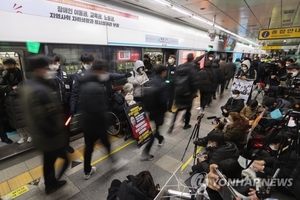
[106,0,300,47]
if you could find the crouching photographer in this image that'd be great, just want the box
[191,131,239,174]
[196,112,249,152]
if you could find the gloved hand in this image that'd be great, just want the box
[70,110,76,117]
[125,72,132,77]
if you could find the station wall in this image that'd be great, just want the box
[0,0,259,53]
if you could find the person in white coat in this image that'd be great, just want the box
[127,60,149,102]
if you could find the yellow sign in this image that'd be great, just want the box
[261,46,282,50]
[258,27,300,40]
[4,185,29,198]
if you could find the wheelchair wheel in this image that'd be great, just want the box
[107,112,121,136]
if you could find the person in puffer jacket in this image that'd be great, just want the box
[221,90,244,117]
[107,171,159,200]
[236,60,256,81]
[127,60,149,102]
[191,131,239,174]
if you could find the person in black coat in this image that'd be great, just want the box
[107,171,159,200]
[0,58,22,144]
[168,53,201,133]
[224,57,236,89]
[265,60,286,98]
[143,54,153,78]
[198,61,217,111]
[191,131,239,173]
[141,65,169,161]
[22,55,69,194]
[166,55,176,112]
[221,90,244,117]
[212,59,223,99]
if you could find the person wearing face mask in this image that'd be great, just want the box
[0,58,23,144]
[236,59,257,82]
[220,90,244,117]
[79,59,128,180]
[47,54,74,153]
[22,55,69,194]
[286,58,295,67]
[127,60,149,102]
[191,131,239,174]
[69,53,94,117]
[259,97,290,130]
[166,55,176,112]
[251,134,297,197]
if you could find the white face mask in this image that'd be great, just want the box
[49,64,59,71]
[286,64,290,67]
[156,61,160,64]
[43,70,57,79]
[138,67,144,74]
[83,64,92,70]
[269,144,277,151]
[168,59,173,64]
[242,67,248,71]
[232,94,238,99]
[207,142,212,148]
[98,73,110,82]
[209,57,213,61]
[292,71,298,77]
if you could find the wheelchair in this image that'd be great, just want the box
[106,111,121,136]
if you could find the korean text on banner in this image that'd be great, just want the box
[231,78,254,104]
[258,27,300,40]
[0,0,139,30]
[125,103,152,147]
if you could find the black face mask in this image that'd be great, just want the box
[6,68,15,73]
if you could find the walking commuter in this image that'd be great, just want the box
[80,59,127,180]
[224,57,236,89]
[212,59,223,100]
[0,58,22,144]
[219,57,227,98]
[2,58,32,144]
[127,60,149,102]
[168,53,201,133]
[48,54,74,153]
[198,61,217,111]
[22,55,69,194]
[166,55,176,112]
[141,65,169,161]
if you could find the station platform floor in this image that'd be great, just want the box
[0,86,297,200]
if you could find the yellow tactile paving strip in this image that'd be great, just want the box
[0,136,119,197]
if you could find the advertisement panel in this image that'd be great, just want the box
[1,0,139,29]
[116,50,140,62]
[179,50,205,68]
[125,103,152,147]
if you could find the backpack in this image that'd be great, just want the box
[143,83,160,112]
[174,74,191,96]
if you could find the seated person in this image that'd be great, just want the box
[206,164,259,200]
[111,83,134,121]
[125,93,136,106]
[217,112,249,151]
[191,131,239,174]
[251,134,297,197]
[107,171,159,200]
[235,60,256,81]
[240,100,264,122]
[221,90,244,117]
[259,97,290,129]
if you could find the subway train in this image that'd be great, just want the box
[0,0,266,160]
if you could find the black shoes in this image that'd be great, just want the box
[45,180,67,195]
[183,125,192,130]
[66,145,74,153]
[2,138,13,144]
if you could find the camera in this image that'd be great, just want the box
[211,117,221,125]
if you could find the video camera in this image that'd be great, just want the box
[207,116,221,125]
[283,73,300,98]
[264,62,277,76]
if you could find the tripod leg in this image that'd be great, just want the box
[181,124,198,161]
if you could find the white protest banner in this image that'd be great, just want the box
[0,0,139,30]
[231,78,254,104]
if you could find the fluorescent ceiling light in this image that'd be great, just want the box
[171,6,191,16]
[152,0,171,7]
[192,16,213,26]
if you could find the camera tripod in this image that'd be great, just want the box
[181,113,205,165]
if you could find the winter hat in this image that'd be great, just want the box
[242,60,250,69]
[125,93,134,101]
[263,97,276,108]
[123,83,133,93]
[134,60,144,71]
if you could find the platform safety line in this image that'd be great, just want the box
[180,146,202,172]
[79,140,136,165]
